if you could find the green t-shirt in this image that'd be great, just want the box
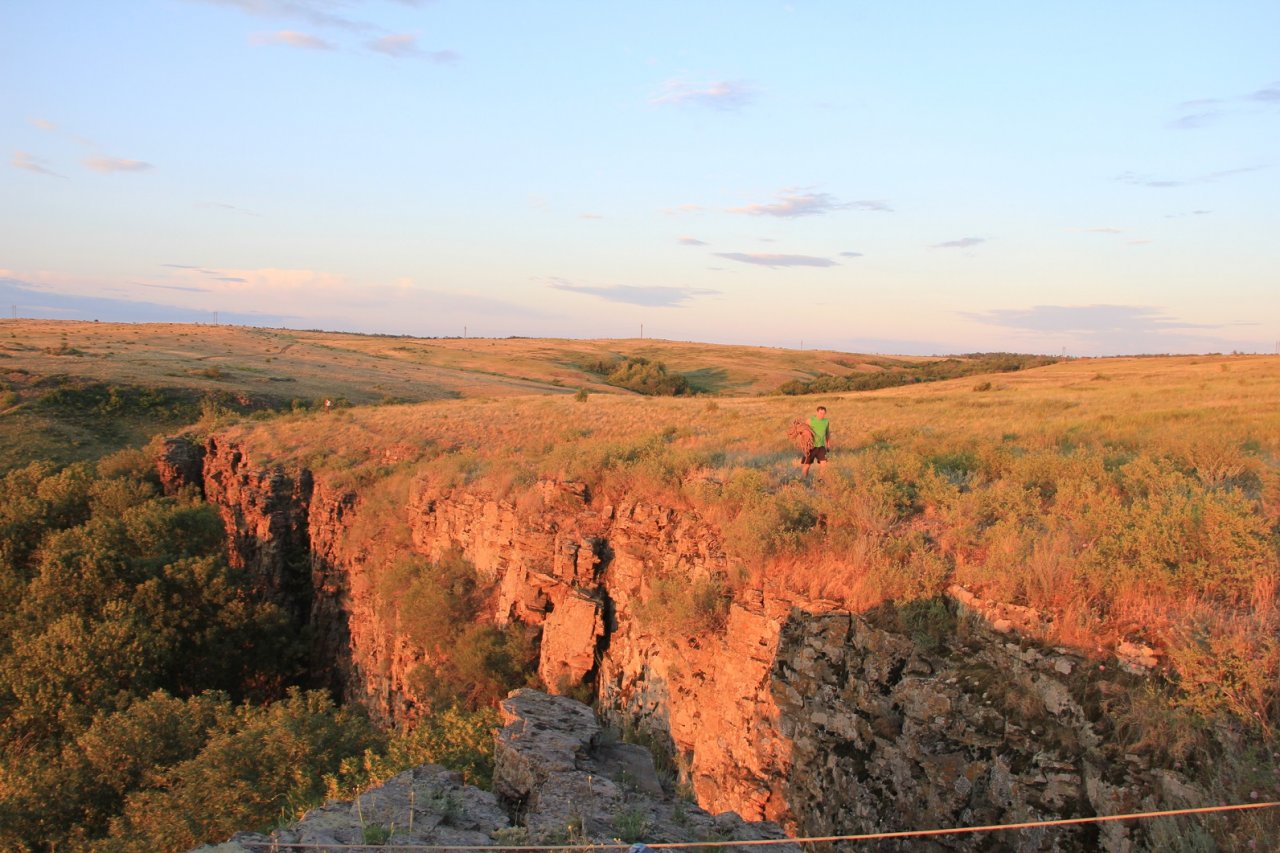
[809,417,830,447]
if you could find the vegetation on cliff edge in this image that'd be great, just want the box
[0,457,526,851]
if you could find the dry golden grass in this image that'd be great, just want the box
[1,319,964,468]
[0,319,916,403]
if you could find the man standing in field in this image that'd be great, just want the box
[801,405,831,477]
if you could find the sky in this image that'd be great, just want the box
[2,1,1277,356]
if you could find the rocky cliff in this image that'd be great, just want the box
[164,436,1204,852]
[200,689,798,852]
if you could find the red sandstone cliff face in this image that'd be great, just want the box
[167,436,1202,852]
[407,481,796,824]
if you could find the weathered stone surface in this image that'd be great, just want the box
[537,591,605,690]
[194,691,796,853]
[156,435,206,496]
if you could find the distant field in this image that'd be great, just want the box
[0,319,999,469]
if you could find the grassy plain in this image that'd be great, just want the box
[0,319,936,468]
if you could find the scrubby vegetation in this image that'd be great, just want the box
[0,458,530,851]
[373,551,540,713]
[586,355,692,396]
[777,352,1061,395]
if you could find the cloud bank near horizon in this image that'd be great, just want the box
[549,280,719,307]
[713,252,837,268]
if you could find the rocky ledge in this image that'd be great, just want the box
[196,689,798,852]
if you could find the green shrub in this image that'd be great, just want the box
[636,573,731,636]
[587,356,691,396]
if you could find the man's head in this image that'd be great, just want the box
[816,406,827,417]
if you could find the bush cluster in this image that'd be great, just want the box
[374,551,540,714]
[587,356,691,396]
[0,460,512,851]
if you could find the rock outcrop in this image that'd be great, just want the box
[165,437,1207,852]
[197,689,797,852]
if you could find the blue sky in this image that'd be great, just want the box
[2,1,1277,355]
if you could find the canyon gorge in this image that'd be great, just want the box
[164,434,1211,852]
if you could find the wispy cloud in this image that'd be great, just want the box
[964,304,1211,335]
[367,33,458,62]
[1169,79,1280,128]
[839,250,863,258]
[1075,226,1124,234]
[961,304,1227,355]
[730,189,892,217]
[931,237,986,249]
[1252,81,1280,103]
[162,263,247,283]
[85,156,153,173]
[1116,165,1266,188]
[196,201,262,216]
[189,0,374,32]
[1168,111,1223,130]
[678,236,708,246]
[138,282,214,293]
[5,267,546,333]
[28,117,57,131]
[579,213,605,220]
[12,151,63,177]
[550,279,718,307]
[650,79,755,110]
[0,275,289,325]
[713,252,837,268]
[250,29,335,49]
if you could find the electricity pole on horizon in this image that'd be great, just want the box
[10,305,15,320]
[212,310,219,325]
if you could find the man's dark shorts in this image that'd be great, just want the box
[803,446,828,465]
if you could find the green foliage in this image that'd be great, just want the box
[102,689,382,851]
[635,573,731,636]
[896,597,957,653]
[723,481,822,561]
[35,378,201,421]
[376,552,539,714]
[363,822,393,845]
[377,706,499,788]
[1081,457,1273,605]
[0,461,320,851]
[612,805,652,842]
[587,356,691,396]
